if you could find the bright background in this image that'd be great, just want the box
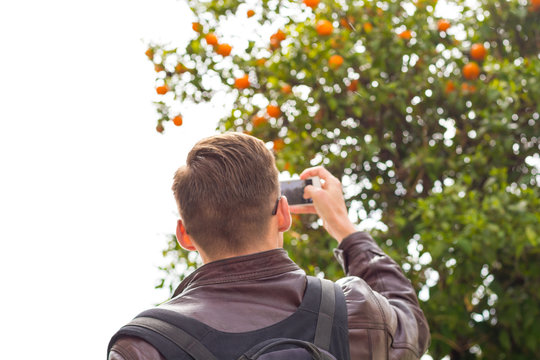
[0,1,473,358]
[0,1,220,358]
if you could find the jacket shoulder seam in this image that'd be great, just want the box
[391,341,422,357]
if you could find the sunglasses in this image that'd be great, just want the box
[271,196,282,215]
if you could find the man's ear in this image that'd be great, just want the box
[176,219,197,251]
[277,196,292,232]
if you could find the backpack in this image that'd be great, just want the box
[108,276,350,360]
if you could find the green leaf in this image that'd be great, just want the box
[525,226,538,246]
[499,331,511,351]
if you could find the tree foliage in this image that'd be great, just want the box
[149,0,540,358]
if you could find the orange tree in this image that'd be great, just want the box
[149,0,540,358]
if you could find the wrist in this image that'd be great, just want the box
[333,222,358,243]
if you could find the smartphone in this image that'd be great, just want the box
[279,176,321,206]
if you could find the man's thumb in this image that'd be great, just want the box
[303,185,322,201]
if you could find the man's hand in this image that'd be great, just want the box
[289,166,357,243]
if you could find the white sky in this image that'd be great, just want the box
[0,1,220,358]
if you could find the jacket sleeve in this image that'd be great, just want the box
[334,231,430,360]
[108,337,165,360]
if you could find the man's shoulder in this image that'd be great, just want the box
[336,276,397,328]
[109,336,164,360]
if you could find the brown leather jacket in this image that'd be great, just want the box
[109,232,430,359]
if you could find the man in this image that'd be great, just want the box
[109,133,430,359]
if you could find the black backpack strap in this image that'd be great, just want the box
[311,277,337,351]
[238,338,326,360]
[110,316,218,360]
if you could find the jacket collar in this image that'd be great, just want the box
[172,248,301,298]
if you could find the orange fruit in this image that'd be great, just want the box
[145,48,154,59]
[252,115,267,127]
[273,139,285,152]
[154,64,165,72]
[156,123,164,133]
[303,0,320,9]
[284,162,291,172]
[205,33,218,46]
[275,30,286,41]
[347,79,358,92]
[328,54,344,69]
[156,85,169,95]
[437,19,451,32]
[175,63,187,74]
[247,9,255,17]
[445,81,456,93]
[463,62,480,80]
[172,115,183,126]
[399,29,412,40]
[340,17,352,29]
[256,58,267,66]
[216,43,232,56]
[192,22,202,32]
[234,75,250,89]
[470,43,487,61]
[316,20,334,36]
[267,104,281,118]
[270,35,281,49]
[363,22,373,33]
[269,30,286,49]
[281,84,292,94]
[339,16,356,30]
[531,0,540,11]
[461,83,477,93]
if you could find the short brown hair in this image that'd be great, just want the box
[172,133,280,256]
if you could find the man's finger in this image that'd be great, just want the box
[303,184,325,201]
[300,167,339,188]
[289,204,318,214]
[299,166,331,180]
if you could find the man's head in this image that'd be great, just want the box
[172,133,283,259]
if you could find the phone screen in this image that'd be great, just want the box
[280,178,313,205]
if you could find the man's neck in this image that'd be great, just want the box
[198,236,281,264]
